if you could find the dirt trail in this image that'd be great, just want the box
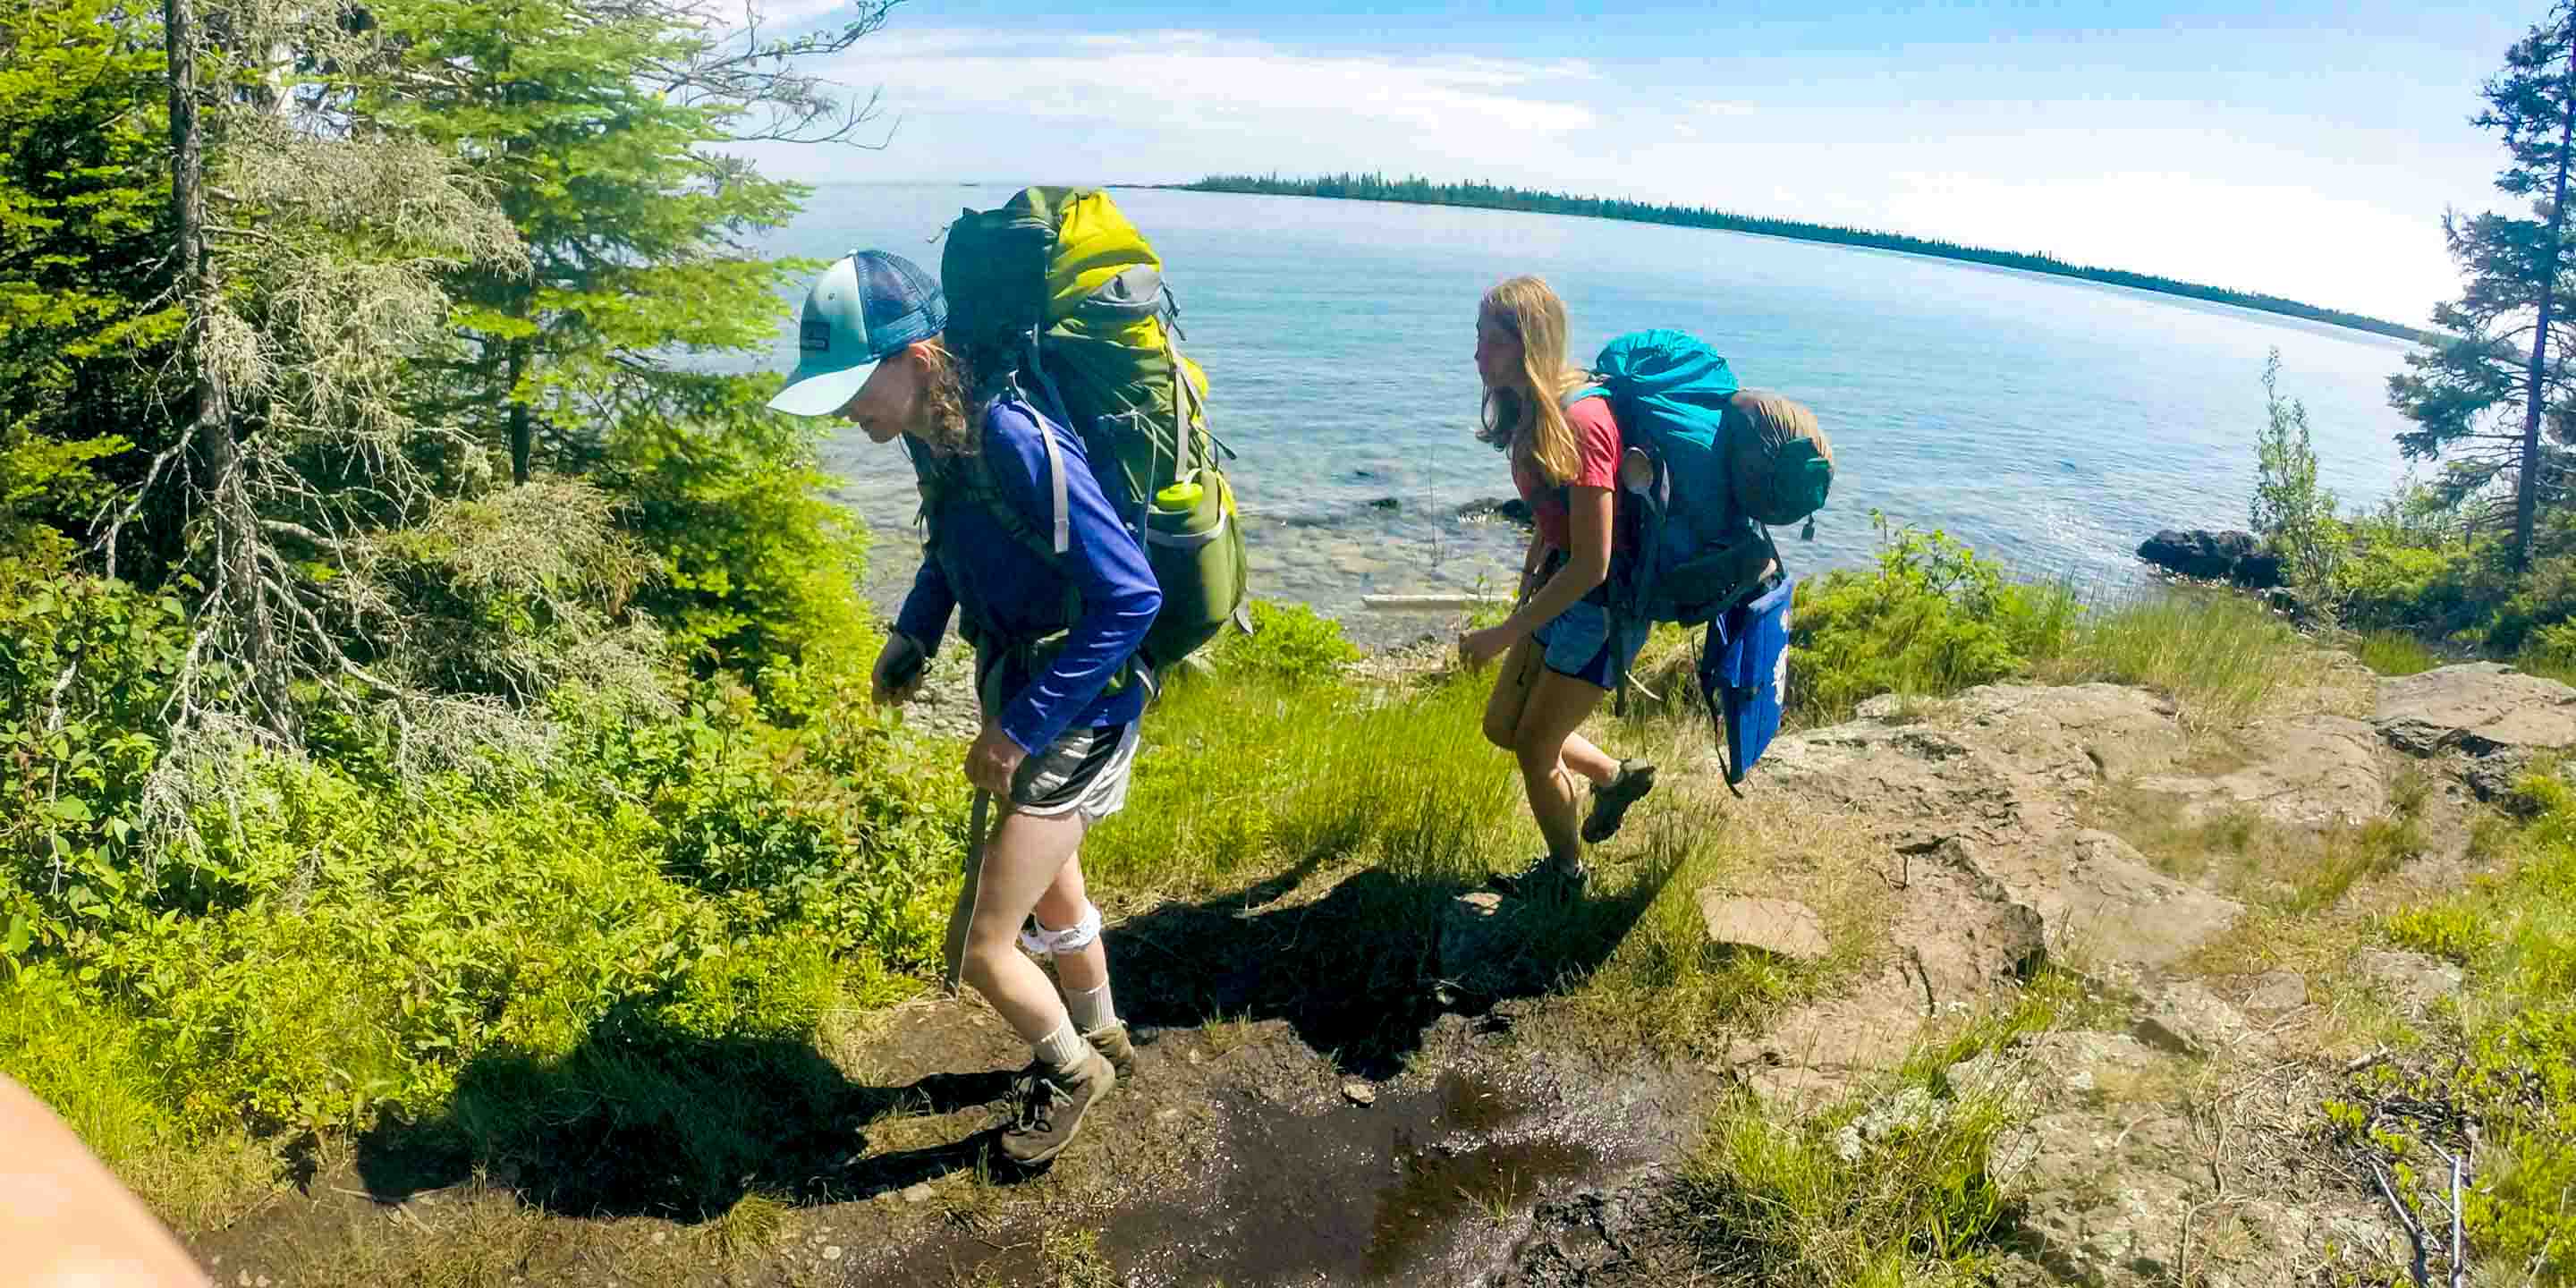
[188,658,2563,1287]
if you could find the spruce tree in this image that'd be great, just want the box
[2391,0,2576,564]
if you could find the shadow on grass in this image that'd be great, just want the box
[351,850,1680,1221]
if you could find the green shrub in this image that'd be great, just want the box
[1208,599,1361,682]
[2251,351,2347,610]
[2380,903,2491,965]
[2487,552,2576,659]
[2337,530,2484,639]
[1789,513,2078,724]
[602,394,872,690]
[2,644,958,1153]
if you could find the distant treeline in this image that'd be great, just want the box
[1176,173,2430,343]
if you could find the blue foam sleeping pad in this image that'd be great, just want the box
[1701,575,1794,786]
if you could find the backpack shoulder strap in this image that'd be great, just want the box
[1558,384,1608,411]
[924,402,1074,565]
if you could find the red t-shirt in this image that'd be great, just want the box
[1512,395,1623,555]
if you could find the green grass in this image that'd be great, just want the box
[1039,1227,1120,1288]
[1093,669,1517,896]
[1675,974,2097,1286]
[2040,587,2314,731]
[2356,629,2441,676]
[2516,650,2576,689]
[1560,801,1895,1055]
[2334,780,2576,1284]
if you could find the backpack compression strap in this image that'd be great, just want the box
[1037,415,1071,556]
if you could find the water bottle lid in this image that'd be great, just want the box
[1156,481,1205,510]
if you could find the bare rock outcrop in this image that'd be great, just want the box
[2132,713,2387,827]
[1751,684,2238,981]
[2376,663,2576,758]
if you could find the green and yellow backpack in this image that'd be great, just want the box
[928,187,1250,670]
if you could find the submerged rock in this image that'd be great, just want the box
[1458,496,1532,525]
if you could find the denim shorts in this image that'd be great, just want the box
[1531,598,1649,691]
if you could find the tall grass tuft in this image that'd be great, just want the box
[2040,587,2309,730]
[2355,630,2439,677]
[1089,673,1518,896]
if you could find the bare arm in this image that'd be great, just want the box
[0,1075,209,1288]
[1499,486,1614,637]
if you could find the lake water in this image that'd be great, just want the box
[738,183,2421,645]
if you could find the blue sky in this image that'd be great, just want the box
[731,1,2546,322]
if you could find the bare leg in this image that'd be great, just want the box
[1513,670,1614,866]
[1484,635,1618,788]
[1032,852,1107,994]
[960,809,1089,1045]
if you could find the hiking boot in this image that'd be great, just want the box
[1581,760,1657,845]
[999,1049,1115,1166]
[1491,854,1589,899]
[1083,1021,1136,1080]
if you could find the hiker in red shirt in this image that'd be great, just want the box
[1460,275,1657,893]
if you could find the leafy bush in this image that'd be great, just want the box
[355,479,667,707]
[1789,513,2078,723]
[2,575,961,1150]
[2251,351,2347,610]
[1208,600,1361,682]
[2339,532,2485,639]
[602,387,872,691]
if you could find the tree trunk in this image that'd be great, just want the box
[2517,19,2576,572]
[169,0,292,737]
[507,340,531,485]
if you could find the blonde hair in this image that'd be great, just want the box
[1477,275,1591,487]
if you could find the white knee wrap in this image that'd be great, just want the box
[1016,902,1103,957]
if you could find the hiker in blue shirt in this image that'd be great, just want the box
[770,250,1155,1167]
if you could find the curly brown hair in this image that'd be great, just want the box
[906,337,971,456]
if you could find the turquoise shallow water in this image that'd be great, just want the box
[734,183,2419,643]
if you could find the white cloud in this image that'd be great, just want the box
[799,28,1599,162]
[708,0,871,31]
[732,24,2482,321]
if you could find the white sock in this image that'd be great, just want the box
[1064,982,1116,1032]
[1032,1019,1089,1073]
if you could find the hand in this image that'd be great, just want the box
[964,722,1026,796]
[871,634,927,707]
[1458,624,1517,669]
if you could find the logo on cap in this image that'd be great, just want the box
[800,313,833,353]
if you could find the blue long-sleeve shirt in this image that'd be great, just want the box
[894,399,1161,757]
